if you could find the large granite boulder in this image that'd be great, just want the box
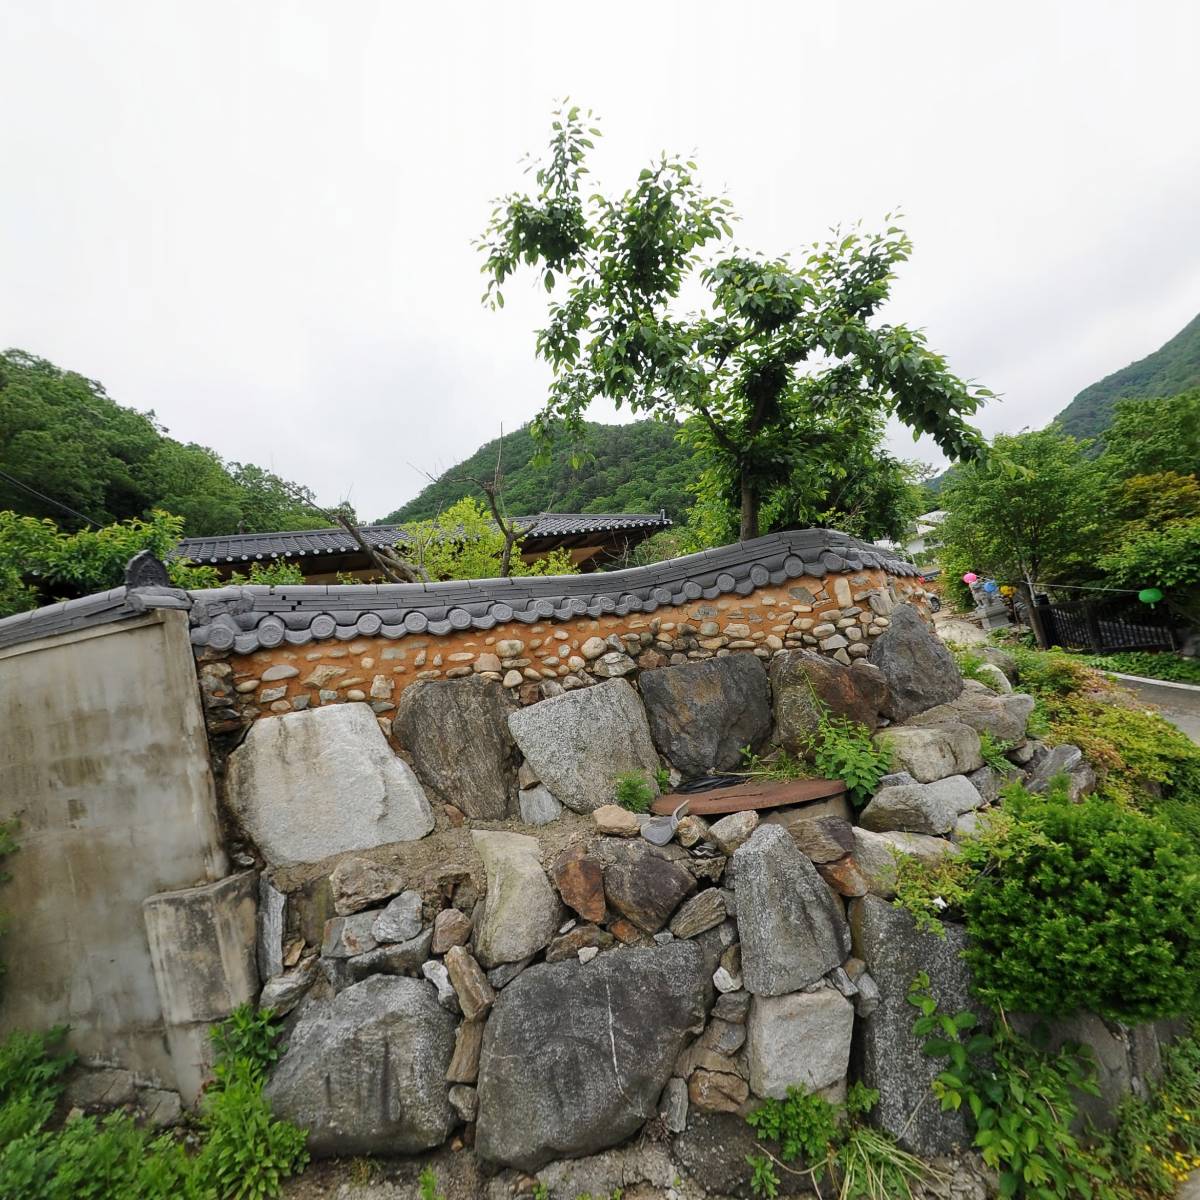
[770,651,890,753]
[225,704,434,867]
[264,976,455,1155]
[640,655,771,778]
[394,678,519,819]
[875,723,983,783]
[475,942,710,1170]
[850,895,984,1155]
[908,688,1035,743]
[732,825,850,995]
[508,679,660,813]
[747,986,855,1099]
[867,605,962,722]
[858,783,957,836]
[471,831,562,968]
[851,828,960,899]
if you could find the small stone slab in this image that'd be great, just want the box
[649,777,846,816]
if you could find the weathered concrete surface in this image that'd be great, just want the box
[225,702,435,866]
[0,611,228,1094]
[143,870,259,1103]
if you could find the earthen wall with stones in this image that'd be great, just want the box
[197,568,927,738]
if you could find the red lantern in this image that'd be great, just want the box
[962,572,978,584]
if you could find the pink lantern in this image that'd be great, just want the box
[962,572,979,584]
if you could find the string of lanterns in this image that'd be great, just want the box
[960,573,1165,606]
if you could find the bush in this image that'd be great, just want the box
[1083,651,1200,686]
[613,771,654,813]
[962,787,1200,1022]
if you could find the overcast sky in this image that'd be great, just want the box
[2,1,1198,521]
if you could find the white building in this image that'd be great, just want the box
[876,509,946,563]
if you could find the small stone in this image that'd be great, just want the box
[502,669,523,688]
[609,917,644,944]
[322,911,379,958]
[545,924,615,963]
[816,854,871,897]
[593,804,641,837]
[449,1084,478,1123]
[550,847,606,924]
[432,909,473,954]
[577,946,599,963]
[496,640,525,657]
[713,966,743,993]
[260,958,319,1016]
[713,990,751,1024]
[701,1018,747,1056]
[689,1069,748,1112]
[592,651,637,678]
[675,815,710,848]
[858,784,956,836]
[519,784,562,825]
[261,664,299,682]
[601,840,696,933]
[235,679,261,694]
[581,637,607,660]
[372,891,424,944]
[446,1019,485,1083]
[421,959,461,1013]
[329,856,406,916]
[444,946,496,1021]
[65,1067,136,1109]
[303,665,346,688]
[660,1077,688,1133]
[709,810,759,855]
[475,653,502,674]
[669,888,726,939]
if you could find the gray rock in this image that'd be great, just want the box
[851,828,959,898]
[507,679,661,813]
[974,662,1013,693]
[421,959,460,1012]
[322,911,379,958]
[487,957,533,989]
[875,722,983,783]
[770,649,890,753]
[328,856,405,917]
[257,876,286,981]
[65,1068,136,1109]
[878,771,918,788]
[714,989,751,1024]
[372,891,423,944]
[225,704,434,867]
[475,942,709,1169]
[674,1112,813,1196]
[981,646,1018,680]
[471,831,562,968]
[926,774,984,815]
[852,971,881,1017]
[659,1077,689,1133]
[393,677,518,820]
[908,691,1035,742]
[601,839,696,934]
[867,604,963,722]
[733,825,850,996]
[141,1088,183,1128]
[338,929,434,989]
[747,986,855,1099]
[966,766,1001,805]
[265,975,456,1155]
[640,655,771,778]
[1027,743,1097,800]
[592,651,637,678]
[518,784,562,825]
[709,810,760,855]
[449,1083,478,1124]
[850,895,983,1154]
[858,783,956,835]
[260,958,319,1015]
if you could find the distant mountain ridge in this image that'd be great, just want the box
[381,419,699,525]
[1053,310,1200,441]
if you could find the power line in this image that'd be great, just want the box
[0,467,100,528]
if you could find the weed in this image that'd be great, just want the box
[613,771,654,813]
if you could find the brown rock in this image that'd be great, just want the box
[668,888,726,939]
[608,917,645,944]
[602,841,696,933]
[550,846,606,924]
[769,649,890,753]
[709,811,759,855]
[444,947,495,1021]
[446,1019,485,1084]
[689,1070,749,1113]
[816,855,871,898]
[700,1018,747,1056]
[445,805,466,828]
[675,815,710,848]
[544,924,616,963]
[776,814,855,864]
[432,909,473,955]
[592,804,641,837]
[328,855,405,916]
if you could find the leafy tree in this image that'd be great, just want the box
[402,497,577,581]
[1098,389,1200,479]
[1098,518,1200,620]
[1109,471,1200,539]
[0,349,326,536]
[479,106,990,540]
[0,510,218,618]
[937,427,1103,601]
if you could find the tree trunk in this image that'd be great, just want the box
[739,477,760,542]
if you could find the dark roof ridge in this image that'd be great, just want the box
[0,529,922,654]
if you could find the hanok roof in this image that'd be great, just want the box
[176,513,671,565]
[0,529,924,654]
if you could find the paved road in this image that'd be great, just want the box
[1117,676,1200,744]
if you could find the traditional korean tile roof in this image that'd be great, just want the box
[0,529,923,654]
[175,513,671,565]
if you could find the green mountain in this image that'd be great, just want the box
[382,420,699,524]
[1054,311,1200,441]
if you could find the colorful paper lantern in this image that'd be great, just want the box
[962,572,978,584]
[1138,587,1164,604]
[1000,585,1015,597]
[983,580,999,594]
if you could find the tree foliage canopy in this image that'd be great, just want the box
[0,350,326,535]
[479,106,990,540]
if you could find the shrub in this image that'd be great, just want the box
[1083,651,1200,686]
[613,771,654,813]
[962,788,1200,1022]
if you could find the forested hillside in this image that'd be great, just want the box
[0,350,325,535]
[1054,311,1200,441]
[383,420,699,524]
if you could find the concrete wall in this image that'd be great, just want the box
[0,610,228,1088]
